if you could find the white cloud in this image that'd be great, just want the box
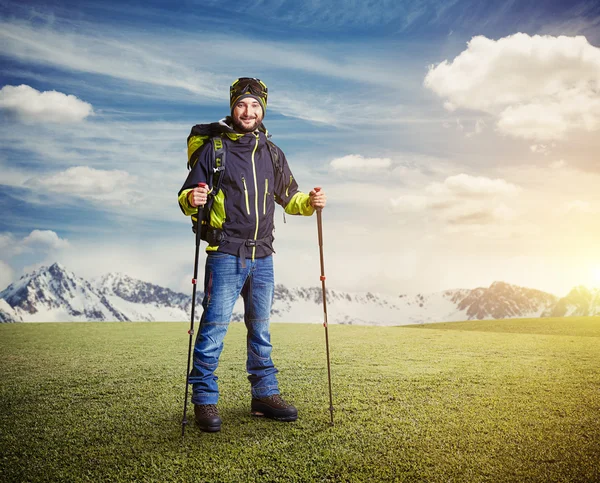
[0,230,70,258]
[28,166,141,205]
[390,165,423,180]
[497,92,600,141]
[445,203,516,225]
[0,84,93,123]
[330,154,392,172]
[390,174,521,226]
[22,230,71,250]
[426,174,520,197]
[424,33,600,141]
[390,194,431,213]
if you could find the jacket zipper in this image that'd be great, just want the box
[250,134,260,260]
[241,176,250,215]
[263,178,269,215]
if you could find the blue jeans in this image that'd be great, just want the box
[189,252,279,405]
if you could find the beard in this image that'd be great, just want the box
[232,114,263,133]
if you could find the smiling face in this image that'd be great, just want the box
[231,97,264,133]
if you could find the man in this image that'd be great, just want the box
[178,77,327,432]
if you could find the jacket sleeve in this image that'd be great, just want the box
[177,143,211,216]
[273,147,315,217]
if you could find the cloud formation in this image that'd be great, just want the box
[424,33,600,141]
[427,174,520,198]
[0,84,93,123]
[330,154,392,172]
[29,166,141,205]
[0,230,70,258]
[22,230,71,250]
[0,230,71,288]
[390,174,520,226]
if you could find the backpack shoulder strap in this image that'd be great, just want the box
[211,136,226,194]
[196,135,226,238]
[266,139,283,175]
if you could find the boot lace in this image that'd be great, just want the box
[198,404,219,416]
[266,394,290,408]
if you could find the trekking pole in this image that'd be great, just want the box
[314,187,334,426]
[182,182,207,438]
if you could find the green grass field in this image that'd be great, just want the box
[1,317,599,482]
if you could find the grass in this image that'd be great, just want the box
[1,317,599,482]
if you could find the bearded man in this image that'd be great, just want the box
[178,77,327,432]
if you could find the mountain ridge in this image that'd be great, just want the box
[1,263,599,325]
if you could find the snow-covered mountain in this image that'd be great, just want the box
[0,299,21,323]
[272,285,473,325]
[454,281,557,319]
[96,272,195,322]
[0,263,596,325]
[0,263,127,322]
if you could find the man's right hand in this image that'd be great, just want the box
[188,185,209,208]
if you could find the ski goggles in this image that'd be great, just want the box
[230,77,268,106]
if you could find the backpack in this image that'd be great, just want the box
[186,122,283,238]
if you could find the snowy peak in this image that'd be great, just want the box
[95,272,192,309]
[0,263,127,322]
[274,285,400,307]
[1,262,82,312]
[456,281,557,320]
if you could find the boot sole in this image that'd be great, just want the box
[197,423,221,432]
[251,410,298,422]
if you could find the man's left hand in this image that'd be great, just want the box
[309,188,327,209]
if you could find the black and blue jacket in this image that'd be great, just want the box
[178,118,314,262]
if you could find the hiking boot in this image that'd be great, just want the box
[251,394,298,421]
[194,404,221,432]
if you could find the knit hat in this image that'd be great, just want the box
[230,77,268,115]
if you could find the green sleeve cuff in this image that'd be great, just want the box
[178,189,198,216]
[284,192,315,216]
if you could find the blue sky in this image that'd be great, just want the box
[1,0,600,297]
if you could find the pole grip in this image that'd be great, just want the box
[314,187,324,247]
[314,186,322,211]
[198,182,207,207]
